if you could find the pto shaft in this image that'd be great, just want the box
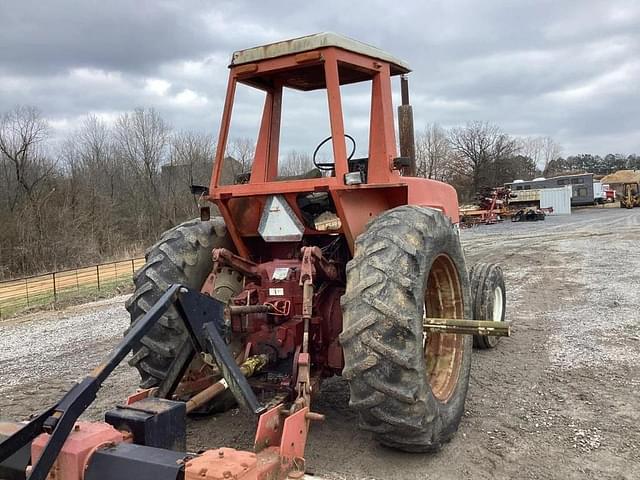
[186,355,268,413]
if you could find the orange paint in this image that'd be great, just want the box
[207,45,459,257]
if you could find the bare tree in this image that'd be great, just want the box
[225,137,255,181]
[520,136,562,173]
[415,123,450,180]
[170,131,215,186]
[449,121,500,194]
[491,134,524,184]
[540,136,562,174]
[0,106,56,270]
[114,108,171,236]
[448,121,522,197]
[279,150,314,177]
[0,106,53,209]
[164,131,216,223]
[114,108,170,189]
[78,115,115,187]
[518,137,543,171]
[4,104,611,283]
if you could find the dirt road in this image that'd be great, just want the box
[1,208,638,479]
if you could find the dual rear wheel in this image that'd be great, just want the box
[340,206,506,452]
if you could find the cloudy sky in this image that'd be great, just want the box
[0,0,638,157]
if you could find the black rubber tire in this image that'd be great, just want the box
[470,263,506,349]
[340,205,472,452]
[126,218,233,388]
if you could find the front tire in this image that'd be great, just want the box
[340,206,472,452]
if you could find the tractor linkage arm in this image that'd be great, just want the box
[0,284,265,480]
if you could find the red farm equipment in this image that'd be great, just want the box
[0,33,509,480]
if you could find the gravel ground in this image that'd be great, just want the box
[1,207,639,479]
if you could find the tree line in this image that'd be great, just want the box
[413,121,639,201]
[0,106,636,279]
[0,106,313,279]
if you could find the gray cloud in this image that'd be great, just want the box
[0,0,637,156]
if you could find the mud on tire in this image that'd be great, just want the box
[126,218,233,388]
[470,263,506,349]
[340,205,472,452]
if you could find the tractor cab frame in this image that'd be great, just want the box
[208,33,459,257]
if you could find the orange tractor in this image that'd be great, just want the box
[0,33,508,480]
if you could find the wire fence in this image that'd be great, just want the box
[0,258,145,319]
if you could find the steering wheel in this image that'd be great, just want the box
[312,134,356,171]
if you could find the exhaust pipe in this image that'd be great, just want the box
[397,75,416,176]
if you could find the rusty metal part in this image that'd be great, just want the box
[206,267,243,304]
[185,355,268,414]
[424,254,465,403]
[254,405,311,477]
[185,383,227,414]
[397,75,416,176]
[213,248,260,279]
[125,387,157,405]
[30,422,126,480]
[295,352,312,410]
[201,248,258,298]
[423,318,511,337]
[184,448,258,480]
[175,349,244,396]
[254,405,284,451]
[227,304,274,315]
[185,405,315,479]
[301,282,313,327]
[304,411,325,422]
[299,246,339,285]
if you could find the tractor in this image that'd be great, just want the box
[619,182,639,209]
[0,33,508,480]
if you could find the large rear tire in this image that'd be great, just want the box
[340,206,472,452]
[470,263,506,349]
[126,218,233,388]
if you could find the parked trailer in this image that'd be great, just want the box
[506,173,594,206]
[540,186,572,215]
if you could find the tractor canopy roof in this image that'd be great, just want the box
[230,32,410,90]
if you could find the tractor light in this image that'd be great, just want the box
[344,171,363,185]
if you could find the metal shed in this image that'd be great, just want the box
[540,186,572,215]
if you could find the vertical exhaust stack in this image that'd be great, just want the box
[397,75,416,176]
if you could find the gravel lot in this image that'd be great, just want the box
[1,207,639,479]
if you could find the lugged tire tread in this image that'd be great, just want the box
[471,263,506,349]
[126,218,231,388]
[340,205,472,452]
